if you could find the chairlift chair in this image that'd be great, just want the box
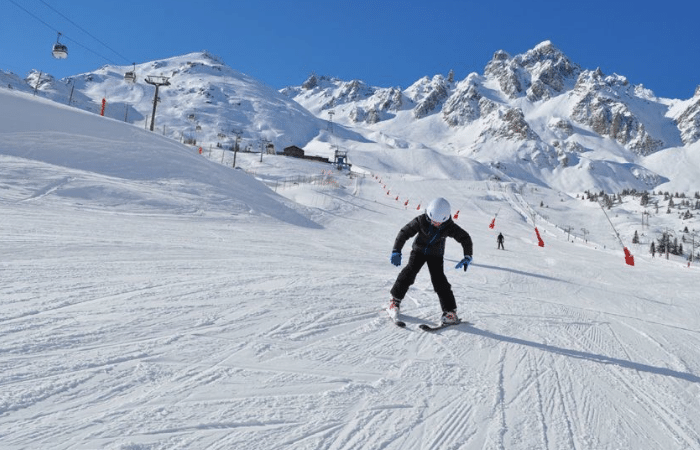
[124,63,136,82]
[52,32,68,59]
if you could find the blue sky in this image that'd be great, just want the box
[2,0,698,99]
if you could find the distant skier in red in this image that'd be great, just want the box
[497,232,505,250]
[387,197,473,325]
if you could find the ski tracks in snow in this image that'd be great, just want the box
[3,171,700,448]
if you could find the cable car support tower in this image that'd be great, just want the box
[145,76,170,131]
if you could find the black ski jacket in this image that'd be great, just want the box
[392,213,473,257]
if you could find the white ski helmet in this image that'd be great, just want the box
[426,197,451,223]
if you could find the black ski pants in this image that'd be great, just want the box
[390,251,457,313]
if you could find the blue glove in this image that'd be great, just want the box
[390,251,402,266]
[455,255,472,271]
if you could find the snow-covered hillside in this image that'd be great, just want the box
[4,42,700,195]
[2,78,700,449]
[3,51,326,157]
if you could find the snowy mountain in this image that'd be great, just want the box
[2,51,325,156]
[673,85,700,145]
[283,41,700,193]
[3,74,700,450]
[3,42,700,194]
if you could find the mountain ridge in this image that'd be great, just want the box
[3,42,699,193]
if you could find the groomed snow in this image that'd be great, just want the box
[1,88,699,449]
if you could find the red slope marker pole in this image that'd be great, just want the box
[535,227,545,247]
[599,201,634,266]
[489,207,501,229]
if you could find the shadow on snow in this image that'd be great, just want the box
[464,326,700,384]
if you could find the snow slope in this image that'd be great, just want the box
[0,89,317,228]
[1,88,700,450]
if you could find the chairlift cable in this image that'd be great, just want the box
[7,0,131,67]
[37,0,131,64]
[6,0,56,33]
[58,33,119,65]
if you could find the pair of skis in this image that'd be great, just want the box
[388,311,464,331]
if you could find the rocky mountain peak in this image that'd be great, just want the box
[518,41,581,101]
[571,68,667,154]
[442,73,485,126]
[484,41,580,101]
[407,74,450,119]
[301,73,319,90]
[483,50,524,99]
[676,90,700,145]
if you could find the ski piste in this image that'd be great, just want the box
[419,319,463,331]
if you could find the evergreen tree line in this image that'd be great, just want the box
[586,188,700,260]
[646,230,700,260]
[651,232,684,256]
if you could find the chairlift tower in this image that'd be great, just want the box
[232,130,242,168]
[327,110,348,169]
[327,110,335,133]
[259,138,274,162]
[689,229,700,263]
[145,76,170,131]
[334,147,348,170]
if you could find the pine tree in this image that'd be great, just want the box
[640,191,649,206]
[657,232,670,255]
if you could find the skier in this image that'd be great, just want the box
[388,197,473,325]
[497,232,505,250]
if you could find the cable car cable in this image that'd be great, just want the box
[37,0,131,64]
[7,0,57,33]
[7,0,132,67]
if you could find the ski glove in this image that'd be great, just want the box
[455,255,472,272]
[390,251,402,266]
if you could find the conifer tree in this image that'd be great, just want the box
[640,192,649,206]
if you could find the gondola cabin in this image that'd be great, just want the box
[52,33,67,59]
[52,43,68,59]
